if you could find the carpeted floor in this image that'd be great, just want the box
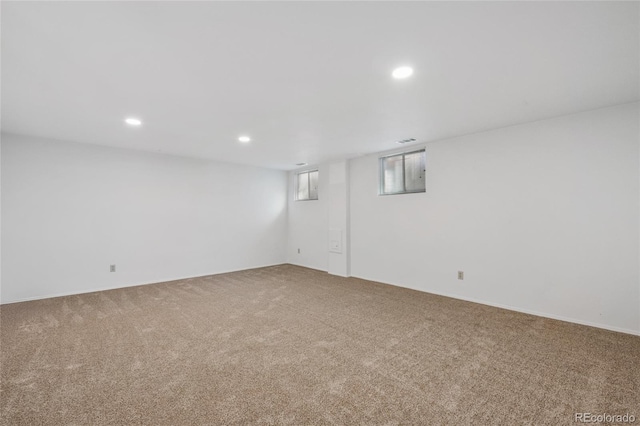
[1,264,638,425]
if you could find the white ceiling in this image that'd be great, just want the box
[2,1,639,170]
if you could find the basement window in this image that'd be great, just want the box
[380,149,426,195]
[296,170,319,201]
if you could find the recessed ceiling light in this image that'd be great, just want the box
[392,66,413,79]
[238,135,251,143]
[296,163,308,166]
[124,117,142,126]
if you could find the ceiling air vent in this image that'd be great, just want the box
[397,138,416,144]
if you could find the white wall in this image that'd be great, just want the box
[286,165,329,271]
[1,133,288,303]
[350,103,640,335]
[3,103,639,335]
[285,161,351,276]
[327,161,350,277]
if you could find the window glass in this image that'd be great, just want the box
[404,150,425,192]
[309,170,319,200]
[297,172,309,200]
[296,170,319,200]
[383,155,404,194]
[380,150,425,195]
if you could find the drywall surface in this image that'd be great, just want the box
[1,134,288,303]
[327,161,350,277]
[286,165,329,271]
[350,103,640,334]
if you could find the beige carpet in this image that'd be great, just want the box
[1,264,638,425]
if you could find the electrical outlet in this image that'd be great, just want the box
[297,248,300,254]
[110,264,116,272]
[458,271,464,280]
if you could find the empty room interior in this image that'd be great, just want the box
[1,1,639,425]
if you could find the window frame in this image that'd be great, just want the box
[295,169,319,201]
[379,149,426,196]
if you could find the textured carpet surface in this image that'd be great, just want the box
[1,264,638,425]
